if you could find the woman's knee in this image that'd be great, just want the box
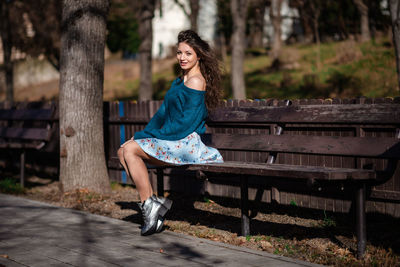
[117,147,124,160]
[122,141,143,158]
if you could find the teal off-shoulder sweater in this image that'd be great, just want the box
[134,78,207,141]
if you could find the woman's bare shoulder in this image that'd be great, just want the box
[185,75,206,91]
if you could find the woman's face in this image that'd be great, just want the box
[176,42,199,71]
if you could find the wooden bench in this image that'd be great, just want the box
[0,107,56,187]
[109,102,400,258]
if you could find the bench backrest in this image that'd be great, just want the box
[202,133,400,159]
[207,104,400,124]
[0,108,54,142]
[0,109,53,121]
[204,104,400,165]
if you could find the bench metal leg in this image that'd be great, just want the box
[240,176,250,236]
[355,183,366,259]
[20,151,25,188]
[157,168,164,197]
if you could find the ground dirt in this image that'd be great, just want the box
[9,175,399,267]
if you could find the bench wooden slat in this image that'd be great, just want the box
[0,127,50,141]
[187,161,377,181]
[202,133,400,159]
[209,104,400,124]
[0,142,44,149]
[108,157,376,181]
[0,109,53,120]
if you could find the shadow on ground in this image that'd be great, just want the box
[116,192,400,255]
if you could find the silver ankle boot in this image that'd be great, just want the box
[138,196,168,236]
[151,195,173,233]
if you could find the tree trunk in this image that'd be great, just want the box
[0,1,14,104]
[296,1,313,43]
[189,0,199,32]
[174,0,199,32]
[270,0,283,60]
[313,16,321,70]
[353,0,370,42]
[248,0,267,48]
[231,0,248,100]
[138,0,155,101]
[309,0,321,70]
[219,33,228,63]
[390,0,400,91]
[59,0,111,194]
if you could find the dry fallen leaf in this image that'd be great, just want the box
[159,248,164,253]
[0,255,9,259]
[260,240,273,249]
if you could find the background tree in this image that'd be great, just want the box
[319,1,352,40]
[230,0,248,99]
[309,0,321,69]
[291,0,371,43]
[289,0,313,43]
[174,0,200,32]
[10,0,61,70]
[59,0,111,194]
[0,0,13,104]
[138,0,156,101]
[353,0,371,42]
[269,0,283,60]
[390,0,400,90]
[106,0,140,57]
[368,0,391,39]
[216,0,232,62]
[248,0,267,48]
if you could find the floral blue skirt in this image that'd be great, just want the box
[135,132,223,165]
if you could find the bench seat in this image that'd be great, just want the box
[187,161,379,181]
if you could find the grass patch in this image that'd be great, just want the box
[241,37,397,100]
[0,178,24,194]
[321,210,337,228]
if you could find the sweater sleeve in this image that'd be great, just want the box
[134,101,166,140]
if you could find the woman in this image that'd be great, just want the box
[118,30,223,236]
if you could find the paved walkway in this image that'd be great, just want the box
[0,194,322,267]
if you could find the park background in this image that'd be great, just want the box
[1,0,398,102]
[1,0,400,266]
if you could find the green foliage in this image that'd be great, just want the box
[319,0,358,39]
[110,181,121,190]
[284,243,295,255]
[289,200,298,207]
[316,0,390,40]
[107,3,140,55]
[254,235,263,242]
[322,210,336,228]
[203,197,211,203]
[0,178,24,194]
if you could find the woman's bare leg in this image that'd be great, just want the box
[118,140,167,202]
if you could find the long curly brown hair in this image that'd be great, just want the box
[177,30,223,110]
